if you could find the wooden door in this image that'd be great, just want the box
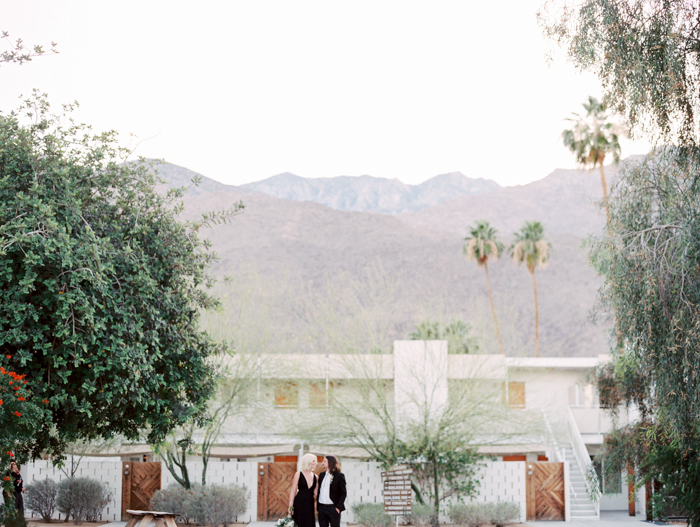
[525,462,565,521]
[257,462,297,520]
[121,462,162,520]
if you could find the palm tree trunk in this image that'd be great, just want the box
[532,271,539,357]
[599,163,611,227]
[484,261,504,354]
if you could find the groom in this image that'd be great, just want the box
[317,455,347,527]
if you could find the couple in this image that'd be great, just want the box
[288,454,346,527]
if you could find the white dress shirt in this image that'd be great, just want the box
[319,471,333,504]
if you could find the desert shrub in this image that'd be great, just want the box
[449,502,520,527]
[25,478,58,522]
[151,484,194,524]
[406,502,435,527]
[486,502,520,527]
[56,477,111,524]
[351,503,392,527]
[185,484,249,526]
[448,503,487,527]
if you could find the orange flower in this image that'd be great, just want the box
[4,355,9,359]
[0,400,3,406]
[17,397,24,402]
[13,412,21,417]
[3,477,9,481]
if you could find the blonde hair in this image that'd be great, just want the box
[301,453,317,471]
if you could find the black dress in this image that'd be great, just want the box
[292,472,316,527]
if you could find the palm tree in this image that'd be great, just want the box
[562,96,623,225]
[463,220,504,354]
[510,221,551,357]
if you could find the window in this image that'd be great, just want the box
[502,381,525,409]
[275,382,298,408]
[310,382,333,408]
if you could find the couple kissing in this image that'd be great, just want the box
[288,454,347,527]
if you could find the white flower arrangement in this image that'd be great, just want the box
[276,516,296,527]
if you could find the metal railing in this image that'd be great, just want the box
[566,406,600,519]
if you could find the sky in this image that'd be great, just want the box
[0,1,651,188]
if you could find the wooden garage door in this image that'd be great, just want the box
[257,462,297,520]
[121,462,162,520]
[526,462,565,520]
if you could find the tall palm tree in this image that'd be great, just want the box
[510,221,551,357]
[463,220,504,354]
[562,96,623,225]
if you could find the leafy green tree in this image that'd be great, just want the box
[509,221,550,357]
[463,220,504,354]
[562,96,623,224]
[589,150,700,522]
[409,320,479,354]
[0,92,243,461]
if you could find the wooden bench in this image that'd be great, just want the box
[125,509,178,527]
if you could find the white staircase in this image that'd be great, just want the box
[563,447,598,520]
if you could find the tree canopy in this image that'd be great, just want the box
[0,93,243,461]
[539,0,700,146]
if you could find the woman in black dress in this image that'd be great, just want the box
[288,453,318,527]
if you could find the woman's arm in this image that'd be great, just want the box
[314,474,318,500]
[288,471,300,513]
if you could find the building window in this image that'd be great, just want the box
[502,381,525,409]
[275,382,298,408]
[310,382,333,408]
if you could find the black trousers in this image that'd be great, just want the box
[14,491,23,514]
[318,503,340,527]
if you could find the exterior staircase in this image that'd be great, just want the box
[563,447,598,520]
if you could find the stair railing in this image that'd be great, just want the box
[541,409,573,499]
[566,406,600,519]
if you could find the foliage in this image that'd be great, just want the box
[538,0,700,147]
[0,92,243,459]
[463,220,505,354]
[510,222,550,274]
[25,478,58,522]
[151,484,194,523]
[0,31,57,67]
[56,477,111,524]
[406,502,435,527]
[562,96,623,168]
[350,503,392,527]
[409,320,479,354]
[185,483,249,526]
[448,502,519,527]
[589,149,700,522]
[561,96,624,223]
[448,502,486,527]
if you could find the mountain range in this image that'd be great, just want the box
[240,172,500,214]
[155,162,614,357]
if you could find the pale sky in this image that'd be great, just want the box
[1,1,651,187]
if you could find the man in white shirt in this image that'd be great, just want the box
[317,455,347,527]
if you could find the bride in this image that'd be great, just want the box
[288,454,318,527]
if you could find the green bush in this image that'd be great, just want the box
[56,477,111,524]
[150,484,194,524]
[185,484,249,526]
[406,502,435,527]
[448,502,520,527]
[25,478,58,522]
[351,503,393,527]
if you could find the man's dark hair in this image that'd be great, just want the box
[326,455,340,474]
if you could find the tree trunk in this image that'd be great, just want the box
[432,458,441,527]
[532,271,539,357]
[484,261,504,354]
